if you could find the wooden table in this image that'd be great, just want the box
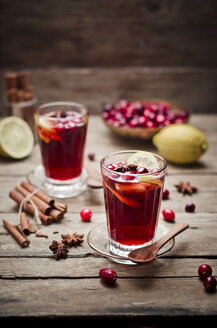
[1,114,217,326]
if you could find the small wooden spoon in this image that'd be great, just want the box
[128,222,189,263]
[84,158,103,188]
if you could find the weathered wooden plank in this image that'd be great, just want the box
[1,69,217,116]
[1,278,217,317]
[1,1,217,68]
[1,213,217,257]
[1,175,217,213]
[2,0,217,21]
[1,257,216,279]
[0,115,216,177]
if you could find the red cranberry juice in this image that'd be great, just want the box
[37,111,88,180]
[103,176,164,246]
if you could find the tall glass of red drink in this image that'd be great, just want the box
[100,150,167,257]
[34,101,88,198]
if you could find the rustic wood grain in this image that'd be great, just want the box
[1,68,217,116]
[0,113,217,322]
[1,0,217,68]
[1,257,217,279]
[1,213,217,257]
[1,278,217,317]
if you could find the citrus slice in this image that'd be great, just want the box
[127,151,162,185]
[37,116,55,132]
[127,151,160,170]
[0,116,34,159]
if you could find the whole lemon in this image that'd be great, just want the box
[152,124,208,164]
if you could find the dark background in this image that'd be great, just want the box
[0,0,217,114]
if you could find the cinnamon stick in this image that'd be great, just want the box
[15,185,51,215]
[6,88,17,103]
[53,201,67,212]
[20,211,36,235]
[49,209,64,221]
[9,190,53,225]
[5,72,17,90]
[17,71,29,90]
[3,219,30,247]
[20,181,55,207]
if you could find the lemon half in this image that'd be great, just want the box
[0,116,34,159]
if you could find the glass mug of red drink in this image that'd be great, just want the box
[34,101,88,198]
[100,150,167,257]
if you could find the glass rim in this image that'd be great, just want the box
[36,101,88,118]
[100,150,167,176]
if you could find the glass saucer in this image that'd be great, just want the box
[27,165,88,198]
[87,222,175,265]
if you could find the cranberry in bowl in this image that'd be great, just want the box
[101,99,189,140]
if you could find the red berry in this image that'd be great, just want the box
[88,153,95,161]
[198,264,212,280]
[203,276,217,292]
[185,203,195,213]
[122,173,135,181]
[135,167,149,174]
[99,268,117,285]
[80,208,92,222]
[162,189,169,200]
[106,164,115,170]
[162,208,175,222]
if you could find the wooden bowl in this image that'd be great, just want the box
[102,99,189,140]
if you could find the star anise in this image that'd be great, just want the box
[61,233,84,247]
[49,240,69,259]
[114,164,138,173]
[174,181,198,195]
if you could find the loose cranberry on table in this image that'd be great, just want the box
[80,208,92,222]
[88,153,95,161]
[162,208,175,222]
[162,189,170,200]
[99,268,117,286]
[185,203,195,212]
[203,276,217,292]
[198,264,212,280]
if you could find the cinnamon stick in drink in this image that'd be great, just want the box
[15,185,51,215]
[9,190,53,225]
[3,219,30,247]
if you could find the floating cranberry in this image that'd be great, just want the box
[122,173,135,181]
[162,208,175,222]
[106,164,115,170]
[135,167,149,174]
[185,203,195,213]
[99,268,117,285]
[203,276,217,292]
[198,264,212,280]
[88,153,95,161]
[80,208,92,222]
[162,189,170,200]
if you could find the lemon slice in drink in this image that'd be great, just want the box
[127,151,162,185]
[0,116,34,159]
[127,151,160,170]
[37,116,55,131]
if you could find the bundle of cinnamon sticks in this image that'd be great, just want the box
[9,181,68,225]
[5,71,35,103]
